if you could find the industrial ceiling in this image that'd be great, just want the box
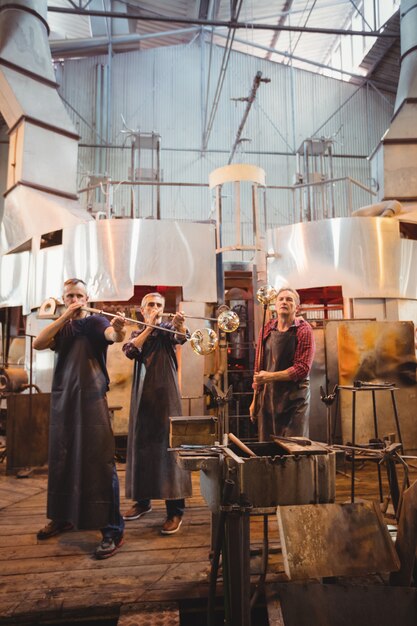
[46,0,401,94]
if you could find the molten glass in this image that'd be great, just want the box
[190,328,218,355]
[217,310,240,333]
[256,285,278,305]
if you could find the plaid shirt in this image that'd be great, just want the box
[253,316,315,383]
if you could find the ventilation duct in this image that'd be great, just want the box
[0,0,91,254]
[370,0,417,203]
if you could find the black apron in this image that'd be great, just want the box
[258,327,310,441]
[125,329,192,501]
[47,328,116,529]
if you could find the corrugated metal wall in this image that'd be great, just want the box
[55,40,395,254]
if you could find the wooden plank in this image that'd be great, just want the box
[265,584,286,626]
[271,436,328,455]
[119,602,180,626]
[0,545,211,575]
[277,501,400,580]
[0,560,212,594]
[0,458,415,625]
[0,567,213,594]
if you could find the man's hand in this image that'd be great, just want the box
[249,394,257,422]
[145,306,162,326]
[253,370,275,386]
[33,302,83,350]
[61,301,84,321]
[110,312,126,332]
[172,311,186,333]
[107,312,126,342]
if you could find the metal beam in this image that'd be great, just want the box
[213,31,371,81]
[50,27,200,56]
[198,0,211,20]
[46,6,397,37]
[201,0,244,151]
[265,0,294,61]
[50,25,398,91]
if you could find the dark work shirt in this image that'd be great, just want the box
[53,315,112,387]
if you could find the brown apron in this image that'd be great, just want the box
[125,329,192,501]
[257,327,310,441]
[47,329,116,529]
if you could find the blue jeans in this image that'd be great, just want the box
[101,464,125,540]
[138,498,185,518]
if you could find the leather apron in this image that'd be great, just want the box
[125,329,192,501]
[47,330,116,529]
[258,327,310,441]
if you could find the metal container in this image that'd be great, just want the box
[169,415,218,447]
[199,442,336,512]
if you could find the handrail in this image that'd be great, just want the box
[79,175,375,195]
[266,175,377,195]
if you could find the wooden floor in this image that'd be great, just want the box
[0,454,415,625]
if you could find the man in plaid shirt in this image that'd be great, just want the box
[249,287,315,440]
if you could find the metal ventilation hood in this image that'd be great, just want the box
[0,0,91,255]
[370,0,417,203]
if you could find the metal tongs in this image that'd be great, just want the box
[353,380,396,388]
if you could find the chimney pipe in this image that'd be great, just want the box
[0,0,91,254]
[370,0,417,203]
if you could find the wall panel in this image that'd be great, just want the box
[56,41,395,253]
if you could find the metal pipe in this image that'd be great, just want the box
[207,478,235,626]
[78,180,209,192]
[163,309,239,334]
[202,0,244,151]
[78,175,375,194]
[253,183,261,250]
[328,142,335,217]
[50,27,200,56]
[82,306,188,338]
[215,184,222,250]
[250,514,269,609]
[75,141,372,158]
[288,50,297,153]
[398,1,417,66]
[106,43,113,177]
[235,180,241,248]
[94,64,102,183]
[156,135,161,219]
[228,71,270,165]
[267,176,376,193]
[102,63,108,175]
[47,6,396,37]
[162,312,217,322]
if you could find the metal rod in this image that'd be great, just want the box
[351,392,357,503]
[47,7,397,37]
[202,0,244,151]
[228,71,270,165]
[161,312,218,322]
[207,478,235,626]
[371,389,384,503]
[82,306,187,337]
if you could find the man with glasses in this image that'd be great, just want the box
[34,278,127,559]
[122,292,192,535]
